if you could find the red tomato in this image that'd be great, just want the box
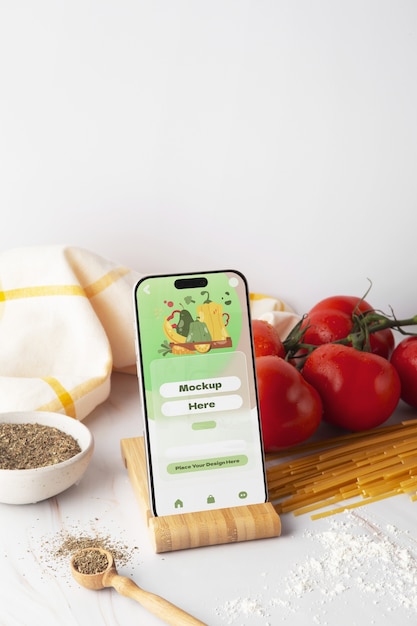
[255,355,322,451]
[309,295,371,316]
[307,295,395,359]
[369,327,395,359]
[252,319,285,358]
[301,309,353,346]
[390,337,417,408]
[302,343,401,431]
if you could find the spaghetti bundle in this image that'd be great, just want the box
[266,419,417,519]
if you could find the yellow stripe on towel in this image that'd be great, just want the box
[249,292,294,313]
[84,267,130,298]
[0,267,129,303]
[0,285,86,301]
[249,293,272,301]
[41,377,76,418]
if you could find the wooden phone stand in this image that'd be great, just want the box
[120,436,281,553]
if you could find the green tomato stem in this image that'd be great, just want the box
[282,311,417,367]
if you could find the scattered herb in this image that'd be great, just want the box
[0,423,81,469]
[51,529,137,569]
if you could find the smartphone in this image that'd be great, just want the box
[133,270,268,517]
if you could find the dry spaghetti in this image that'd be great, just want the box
[266,419,417,519]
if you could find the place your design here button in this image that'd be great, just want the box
[161,394,242,417]
[167,455,248,474]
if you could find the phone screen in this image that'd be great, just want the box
[134,270,267,517]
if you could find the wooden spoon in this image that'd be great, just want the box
[70,547,206,626]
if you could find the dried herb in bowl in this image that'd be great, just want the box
[0,423,81,470]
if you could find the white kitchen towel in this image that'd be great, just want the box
[0,245,299,420]
[0,245,141,420]
[249,292,301,340]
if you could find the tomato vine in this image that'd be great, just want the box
[283,307,417,367]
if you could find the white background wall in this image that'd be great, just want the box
[1,1,416,320]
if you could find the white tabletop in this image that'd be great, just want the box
[1,371,416,626]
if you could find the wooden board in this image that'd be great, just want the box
[120,436,281,553]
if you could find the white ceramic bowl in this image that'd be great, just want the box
[0,411,94,505]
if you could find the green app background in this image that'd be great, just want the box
[136,271,246,408]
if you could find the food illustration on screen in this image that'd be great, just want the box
[159,291,232,356]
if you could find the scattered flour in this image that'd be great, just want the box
[215,596,271,623]
[214,510,417,625]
